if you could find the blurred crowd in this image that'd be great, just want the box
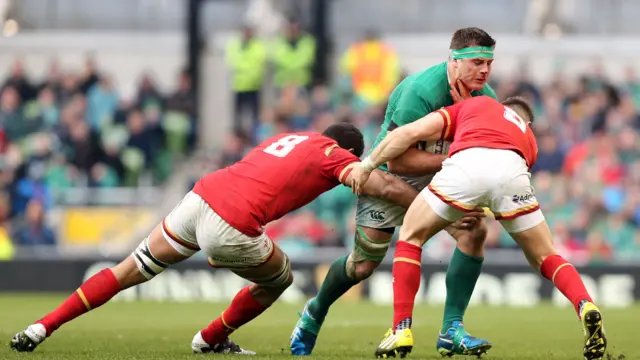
[0,57,196,254]
[3,20,640,265]
[204,25,640,264]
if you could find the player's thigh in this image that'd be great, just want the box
[506,217,555,269]
[398,189,453,246]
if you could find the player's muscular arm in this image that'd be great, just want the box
[340,166,418,208]
[366,112,446,169]
[386,148,447,176]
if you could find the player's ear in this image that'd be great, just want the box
[348,148,355,153]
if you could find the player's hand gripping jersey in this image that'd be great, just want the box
[357,62,497,229]
[193,133,359,236]
[438,95,538,168]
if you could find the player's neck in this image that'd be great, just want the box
[445,61,454,89]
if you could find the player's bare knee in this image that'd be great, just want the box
[111,257,147,289]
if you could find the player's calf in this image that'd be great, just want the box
[10,224,191,352]
[509,219,607,359]
[196,244,292,354]
[290,226,391,355]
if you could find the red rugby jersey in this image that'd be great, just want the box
[193,133,358,236]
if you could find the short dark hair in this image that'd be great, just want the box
[322,122,365,158]
[502,96,535,123]
[449,27,496,50]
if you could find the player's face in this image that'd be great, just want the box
[457,58,493,91]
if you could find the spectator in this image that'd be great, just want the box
[85,76,119,130]
[226,25,267,135]
[218,130,249,168]
[339,29,400,111]
[532,132,565,173]
[35,87,61,129]
[166,69,196,119]
[136,73,164,110]
[11,199,56,247]
[2,59,36,102]
[272,17,316,90]
[79,56,101,95]
[126,109,154,164]
[37,59,63,99]
[0,86,24,141]
[65,120,103,173]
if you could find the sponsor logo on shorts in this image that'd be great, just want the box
[210,256,254,265]
[512,194,534,203]
[369,210,386,222]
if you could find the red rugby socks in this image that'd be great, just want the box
[392,241,423,330]
[37,269,121,335]
[540,255,593,317]
[201,286,269,345]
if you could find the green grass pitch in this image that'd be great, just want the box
[0,294,631,359]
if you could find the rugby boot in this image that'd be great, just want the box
[10,323,47,352]
[374,328,414,358]
[580,301,607,360]
[191,331,255,355]
[436,321,491,357]
[290,298,322,355]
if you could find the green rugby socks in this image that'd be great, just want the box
[308,254,359,323]
[442,247,484,330]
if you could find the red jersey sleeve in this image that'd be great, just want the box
[320,144,360,183]
[436,102,463,141]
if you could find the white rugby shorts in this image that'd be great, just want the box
[162,191,274,268]
[424,147,545,233]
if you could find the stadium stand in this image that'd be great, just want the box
[0,57,196,254]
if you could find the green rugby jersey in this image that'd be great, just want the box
[371,62,497,171]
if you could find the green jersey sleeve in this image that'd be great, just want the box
[390,82,433,127]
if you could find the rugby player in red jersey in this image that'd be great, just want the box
[10,123,423,355]
[351,96,607,360]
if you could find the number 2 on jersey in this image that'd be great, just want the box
[503,106,527,133]
[263,135,309,157]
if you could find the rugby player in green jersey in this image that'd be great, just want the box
[291,28,497,357]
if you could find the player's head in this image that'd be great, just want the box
[449,27,496,91]
[502,96,535,125]
[322,122,365,158]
